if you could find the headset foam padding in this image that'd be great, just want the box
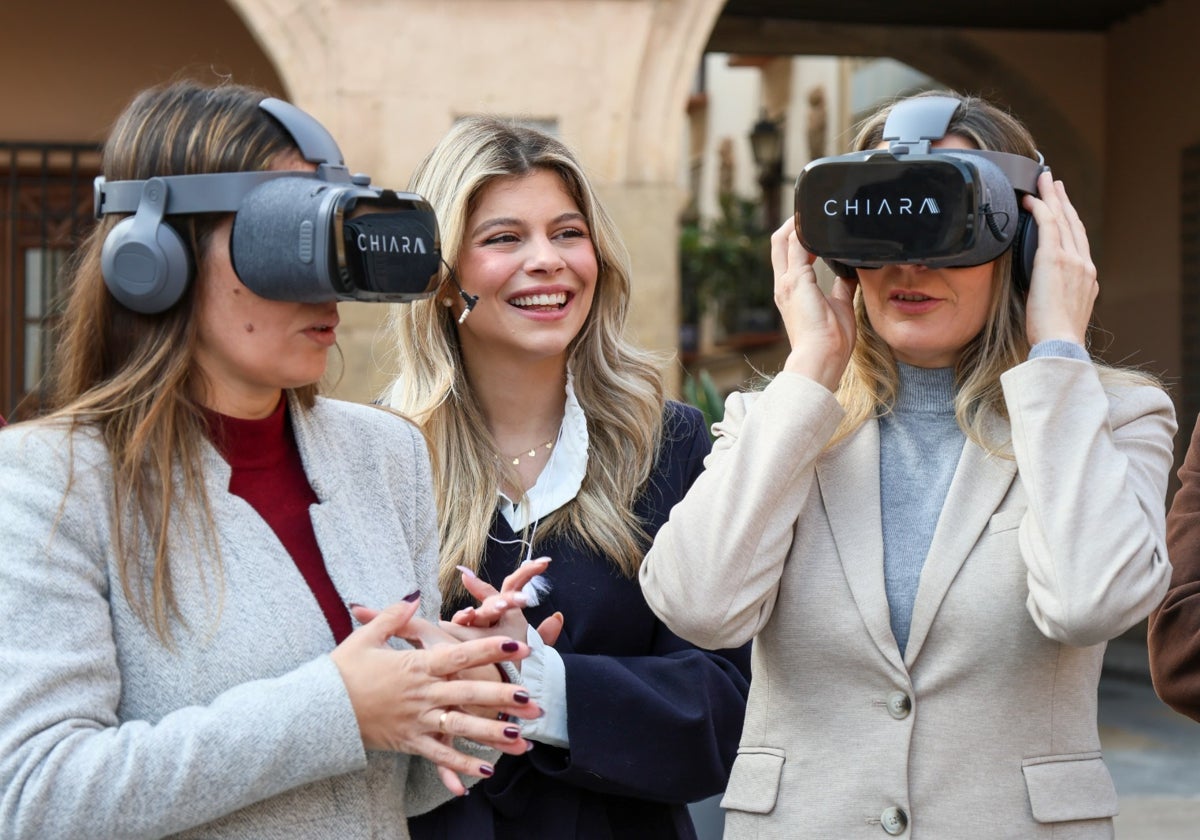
[229,178,337,303]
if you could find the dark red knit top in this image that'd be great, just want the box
[205,398,352,643]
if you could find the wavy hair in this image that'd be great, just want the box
[40,79,311,641]
[383,117,665,601]
[831,91,1161,452]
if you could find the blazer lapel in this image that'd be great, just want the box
[903,422,1018,667]
[817,420,906,672]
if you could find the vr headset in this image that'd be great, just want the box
[794,95,1046,290]
[94,98,441,314]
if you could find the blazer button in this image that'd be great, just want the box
[881,805,909,835]
[886,691,912,720]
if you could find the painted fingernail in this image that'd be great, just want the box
[455,565,477,579]
[510,593,529,607]
[403,589,421,603]
[501,640,520,652]
[503,726,520,739]
[347,602,364,610]
[525,741,535,752]
[513,690,530,704]
[480,764,495,777]
[495,599,509,609]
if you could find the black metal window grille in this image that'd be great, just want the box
[1,142,101,419]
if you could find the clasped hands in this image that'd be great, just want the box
[332,559,561,796]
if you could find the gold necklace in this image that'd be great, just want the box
[500,437,556,466]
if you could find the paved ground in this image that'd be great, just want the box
[690,637,1200,839]
[1100,638,1200,839]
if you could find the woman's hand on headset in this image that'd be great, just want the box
[1022,170,1097,347]
[773,216,857,392]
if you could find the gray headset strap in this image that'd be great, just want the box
[950,148,1046,194]
[259,97,344,166]
[94,97,356,219]
[882,94,1046,193]
[883,95,961,154]
[94,170,300,217]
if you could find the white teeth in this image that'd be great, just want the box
[895,293,930,302]
[510,292,567,308]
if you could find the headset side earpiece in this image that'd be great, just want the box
[1010,209,1039,294]
[100,177,192,314]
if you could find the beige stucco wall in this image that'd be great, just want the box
[0,0,286,142]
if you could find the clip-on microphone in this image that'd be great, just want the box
[441,258,479,324]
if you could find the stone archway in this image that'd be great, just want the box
[226,0,729,400]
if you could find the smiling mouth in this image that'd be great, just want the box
[509,292,568,310]
[893,292,934,302]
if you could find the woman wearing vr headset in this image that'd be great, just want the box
[0,80,543,839]
[382,117,751,839]
[641,91,1175,838]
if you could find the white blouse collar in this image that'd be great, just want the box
[497,371,589,531]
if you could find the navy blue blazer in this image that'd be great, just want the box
[409,401,751,840]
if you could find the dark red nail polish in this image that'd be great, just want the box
[513,690,530,704]
[501,640,519,652]
[403,589,421,603]
[480,764,495,777]
[503,726,520,739]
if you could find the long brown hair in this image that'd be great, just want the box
[43,80,313,640]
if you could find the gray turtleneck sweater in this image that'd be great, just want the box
[879,363,964,655]
[880,340,1089,656]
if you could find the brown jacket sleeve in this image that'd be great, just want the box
[1149,414,1200,721]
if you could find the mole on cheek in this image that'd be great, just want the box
[244,323,255,333]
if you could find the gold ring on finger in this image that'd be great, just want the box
[438,711,450,732]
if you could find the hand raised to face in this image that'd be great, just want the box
[1021,171,1097,347]
[773,217,858,391]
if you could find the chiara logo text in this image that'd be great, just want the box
[356,233,428,254]
[823,197,941,217]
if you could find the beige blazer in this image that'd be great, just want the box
[641,357,1175,840]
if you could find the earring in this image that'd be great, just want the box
[441,297,454,308]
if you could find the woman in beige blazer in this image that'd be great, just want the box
[641,92,1176,839]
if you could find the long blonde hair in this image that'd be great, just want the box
[383,117,665,602]
[40,80,315,641]
[832,91,1160,451]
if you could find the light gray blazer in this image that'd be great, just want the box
[641,357,1176,840]
[0,396,461,839]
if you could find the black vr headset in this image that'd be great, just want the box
[94,98,441,314]
[794,95,1047,291]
